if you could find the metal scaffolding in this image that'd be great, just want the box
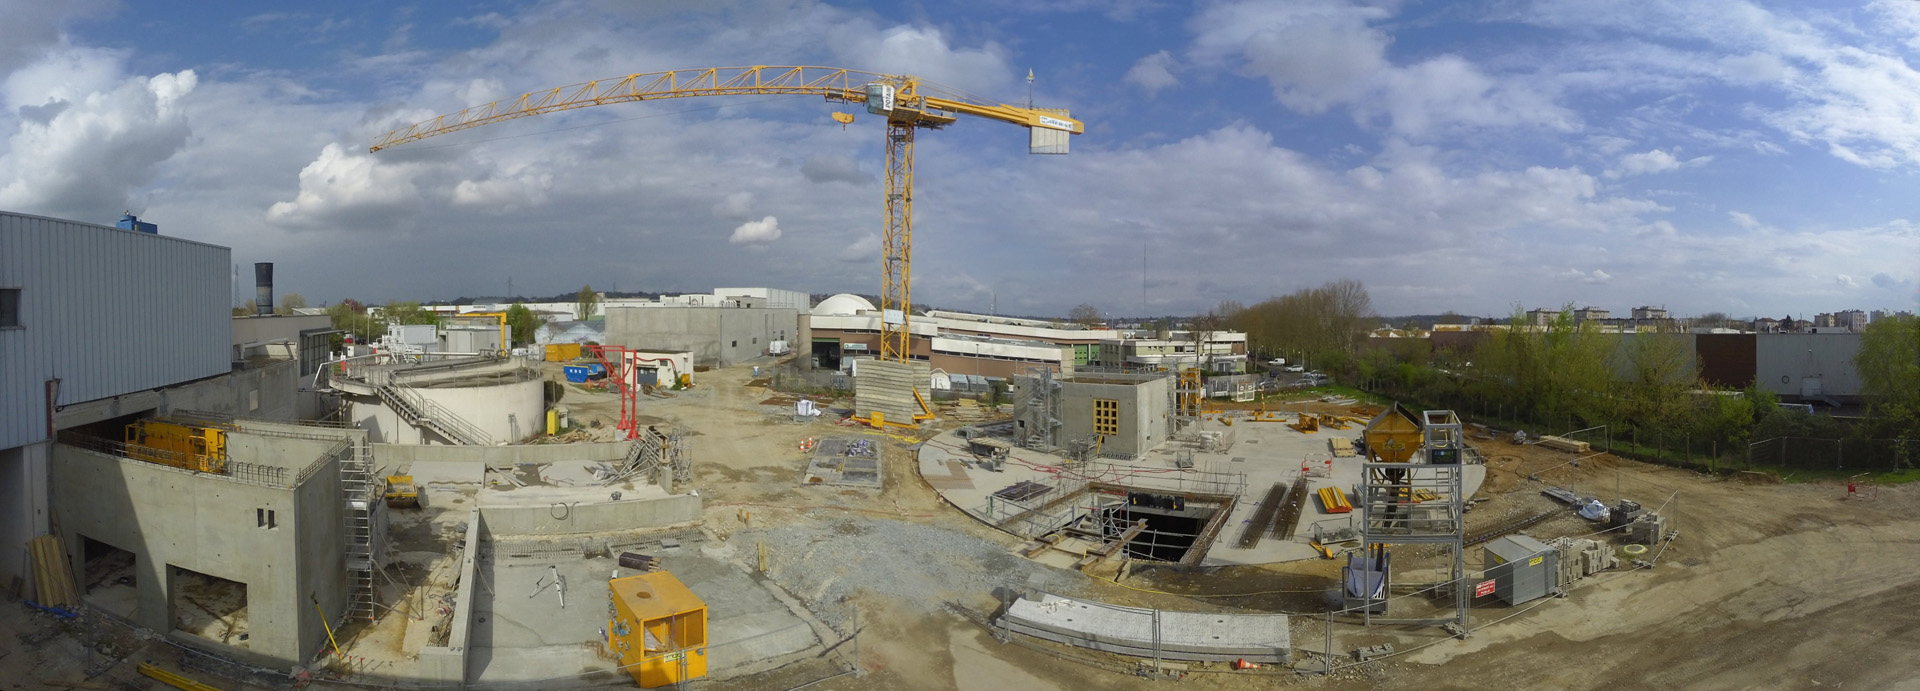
[1015,367,1063,451]
[1356,409,1468,628]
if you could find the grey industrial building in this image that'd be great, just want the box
[0,210,358,667]
[604,303,801,368]
[1,211,233,597]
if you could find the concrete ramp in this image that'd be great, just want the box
[854,360,932,425]
[996,594,1289,663]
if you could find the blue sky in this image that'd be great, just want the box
[1,0,1916,319]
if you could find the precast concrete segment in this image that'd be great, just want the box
[996,594,1289,663]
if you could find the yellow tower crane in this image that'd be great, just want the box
[370,66,1083,380]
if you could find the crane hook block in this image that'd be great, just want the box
[831,112,855,126]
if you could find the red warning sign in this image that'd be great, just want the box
[1475,579,1497,597]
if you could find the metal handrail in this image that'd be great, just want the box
[378,383,491,445]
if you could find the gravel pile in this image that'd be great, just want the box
[742,514,1083,628]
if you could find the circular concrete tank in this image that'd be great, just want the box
[410,370,544,445]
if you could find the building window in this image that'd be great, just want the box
[257,508,276,529]
[1093,398,1119,436]
[0,288,18,328]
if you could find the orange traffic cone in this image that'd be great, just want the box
[1234,659,1262,670]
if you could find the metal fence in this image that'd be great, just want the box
[1747,437,1915,472]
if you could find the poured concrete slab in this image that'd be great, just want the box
[468,535,819,687]
[997,594,1288,663]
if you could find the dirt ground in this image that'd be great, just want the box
[5,359,1917,690]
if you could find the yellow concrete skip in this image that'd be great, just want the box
[1318,486,1351,513]
[138,662,224,691]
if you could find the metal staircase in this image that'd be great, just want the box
[376,383,491,445]
[341,438,377,621]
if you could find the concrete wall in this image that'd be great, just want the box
[374,441,633,467]
[476,494,701,535]
[1055,377,1171,457]
[605,306,800,368]
[348,375,543,445]
[50,439,349,666]
[0,443,49,597]
[1756,333,1865,399]
[415,506,481,683]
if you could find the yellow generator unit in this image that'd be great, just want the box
[607,571,707,688]
[124,420,226,474]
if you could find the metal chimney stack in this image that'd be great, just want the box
[254,263,274,316]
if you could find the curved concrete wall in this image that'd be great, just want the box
[351,376,544,445]
[419,377,544,445]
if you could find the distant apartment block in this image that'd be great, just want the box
[1574,307,1611,322]
[1631,306,1669,320]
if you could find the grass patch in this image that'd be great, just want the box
[1763,467,1920,485]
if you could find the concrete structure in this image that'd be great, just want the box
[231,314,337,419]
[997,593,1288,664]
[51,422,363,667]
[1,210,233,595]
[331,356,544,445]
[604,304,799,368]
[1574,306,1611,322]
[1014,371,1171,458]
[1632,306,1669,320]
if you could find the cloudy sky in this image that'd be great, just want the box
[2,0,1917,319]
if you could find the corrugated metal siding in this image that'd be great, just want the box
[1,212,231,448]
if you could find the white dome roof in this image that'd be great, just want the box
[812,293,876,316]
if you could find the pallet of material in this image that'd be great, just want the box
[1290,415,1320,434]
[1329,438,1356,457]
[1317,486,1352,513]
[1537,435,1591,453]
[28,535,80,608]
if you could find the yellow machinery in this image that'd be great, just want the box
[124,420,226,474]
[370,66,1083,428]
[383,475,420,508]
[607,571,708,688]
[545,343,582,362]
[1290,414,1320,434]
[1361,404,1423,463]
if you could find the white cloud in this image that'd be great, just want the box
[1562,268,1613,284]
[1605,149,1712,178]
[1835,274,1858,288]
[830,25,1010,95]
[1185,0,1572,136]
[713,191,754,219]
[729,215,781,245]
[801,154,867,184]
[451,166,553,214]
[1124,50,1179,94]
[839,232,879,263]
[0,64,198,221]
[0,0,113,76]
[1728,210,1770,233]
[267,143,423,227]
